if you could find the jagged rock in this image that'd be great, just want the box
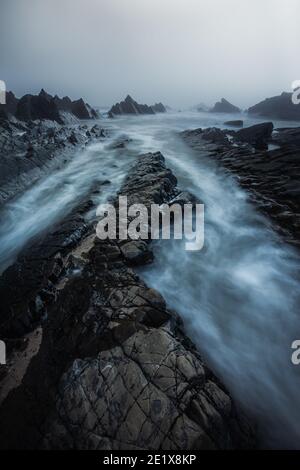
[182,126,300,247]
[248,92,300,121]
[108,95,166,117]
[120,240,153,265]
[211,98,240,114]
[224,120,243,127]
[71,98,97,119]
[235,122,274,148]
[0,119,105,206]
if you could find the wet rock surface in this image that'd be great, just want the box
[0,152,255,450]
[182,125,300,247]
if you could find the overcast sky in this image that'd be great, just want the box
[0,0,299,108]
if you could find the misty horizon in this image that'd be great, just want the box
[1,0,299,109]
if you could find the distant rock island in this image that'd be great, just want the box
[108,95,166,117]
[0,89,99,124]
[210,98,241,114]
[248,92,300,121]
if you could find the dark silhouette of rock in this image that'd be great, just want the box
[211,98,241,114]
[108,95,166,117]
[182,125,300,247]
[151,102,166,113]
[0,119,105,207]
[0,152,255,450]
[16,93,64,124]
[224,120,243,127]
[248,92,300,121]
[53,95,73,112]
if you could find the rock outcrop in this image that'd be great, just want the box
[108,95,166,117]
[1,89,99,124]
[182,125,300,247]
[234,122,274,148]
[211,98,240,114]
[0,91,19,120]
[248,92,300,121]
[0,152,255,450]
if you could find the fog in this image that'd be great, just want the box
[0,0,299,108]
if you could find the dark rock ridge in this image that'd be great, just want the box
[0,89,99,124]
[210,98,241,114]
[182,124,300,247]
[0,152,255,449]
[108,95,166,117]
[224,120,243,128]
[248,92,300,121]
[0,119,105,206]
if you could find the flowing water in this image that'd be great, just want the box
[0,111,300,448]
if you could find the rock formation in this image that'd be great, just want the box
[0,119,105,206]
[108,95,166,117]
[182,124,300,247]
[1,89,99,124]
[224,120,243,127]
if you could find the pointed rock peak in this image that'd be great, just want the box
[39,89,52,100]
[125,95,135,103]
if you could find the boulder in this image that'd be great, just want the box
[248,92,300,121]
[108,95,166,117]
[235,122,274,147]
[211,98,240,114]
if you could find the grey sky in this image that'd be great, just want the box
[0,0,299,108]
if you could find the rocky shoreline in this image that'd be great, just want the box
[0,151,255,449]
[0,118,105,207]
